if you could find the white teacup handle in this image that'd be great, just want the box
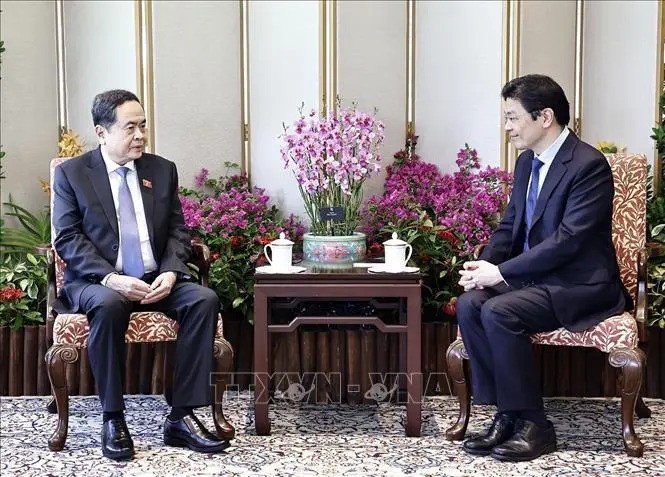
[263,244,273,265]
[404,244,412,266]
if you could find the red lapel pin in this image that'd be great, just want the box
[142,179,153,189]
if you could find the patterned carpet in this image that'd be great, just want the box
[1,393,664,476]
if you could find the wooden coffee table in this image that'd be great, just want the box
[253,264,422,436]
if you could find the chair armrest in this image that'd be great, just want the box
[636,247,649,342]
[190,239,211,288]
[35,244,57,344]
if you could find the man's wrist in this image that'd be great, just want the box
[101,272,118,287]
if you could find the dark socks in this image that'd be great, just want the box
[520,410,549,427]
[168,406,193,421]
[103,411,124,423]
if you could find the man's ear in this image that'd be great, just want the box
[540,108,555,128]
[94,125,106,145]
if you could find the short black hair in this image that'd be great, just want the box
[91,89,141,129]
[501,74,570,126]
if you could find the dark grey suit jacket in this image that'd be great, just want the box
[480,131,632,331]
[52,147,192,312]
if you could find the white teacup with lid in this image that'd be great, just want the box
[383,232,413,272]
[264,232,294,272]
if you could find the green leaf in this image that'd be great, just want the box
[232,297,245,308]
[28,284,38,299]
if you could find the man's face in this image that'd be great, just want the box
[96,100,146,165]
[503,98,547,153]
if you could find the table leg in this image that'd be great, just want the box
[253,287,271,435]
[406,287,422,437]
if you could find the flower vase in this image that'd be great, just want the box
[302,232,367,268]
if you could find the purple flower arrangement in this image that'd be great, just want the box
[179,163,304,319]
[280,102,385,236]
[360,134,512,318]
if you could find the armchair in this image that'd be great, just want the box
[43,156,235,451]
[445,153,652,457]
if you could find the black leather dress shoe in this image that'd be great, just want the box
[101,418,135,461]
[164,414,231,453]
[463,413,515,456]
[491,419,557,462]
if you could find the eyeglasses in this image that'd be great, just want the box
[503,110,541,124]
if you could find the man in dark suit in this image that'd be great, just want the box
[456,75,631,462]
[52,90,230,460]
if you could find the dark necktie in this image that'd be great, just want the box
[524,157,544,252]
[115,167,145,278]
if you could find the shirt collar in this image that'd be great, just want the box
[100,149,136,175]
[534,127,569,166]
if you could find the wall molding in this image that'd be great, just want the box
[319,0,337,115]
[501,0,521,171]
[656,0,664,189]
[240,0,251,179]
[55,0,67,133]
[573,0,584,137]
[135,0,155,153]
[406,0,415,136]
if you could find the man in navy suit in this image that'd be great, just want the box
[52,90,230,460]
[456,75,631,462]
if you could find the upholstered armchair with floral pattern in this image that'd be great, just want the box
[445,153,652,457]
[43,157,236,452]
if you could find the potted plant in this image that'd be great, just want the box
[361,135,512,320]
[647,86,665,328]
[280,102,385,267]
[179,162,304,322]
[596,141,626,154]
[0,253,47,395]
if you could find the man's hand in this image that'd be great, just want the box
[141,271,177,305]
[458,261,476,291]
[458,260,503,291]
[106,274,153,301]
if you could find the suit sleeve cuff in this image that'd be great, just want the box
[497,265,509,287]
[101,272,118,287]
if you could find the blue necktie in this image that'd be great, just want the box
[524,158,544,252]
[115,167,145,278]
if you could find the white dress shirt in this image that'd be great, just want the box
[527,127,570,196]
[101,153,158,282]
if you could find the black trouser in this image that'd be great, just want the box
[80,281,219,412]
[455,283,561,412]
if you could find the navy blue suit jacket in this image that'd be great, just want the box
[480,131,632,332]
[52,147,192,312]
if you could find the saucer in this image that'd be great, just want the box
[256,265,307,274]
[368,265,419,274]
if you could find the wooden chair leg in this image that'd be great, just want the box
[212,338,236,440]
[636,341,652,419]
[445,338,471,441]
[45,343,79,451]
[609,348,646,457]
